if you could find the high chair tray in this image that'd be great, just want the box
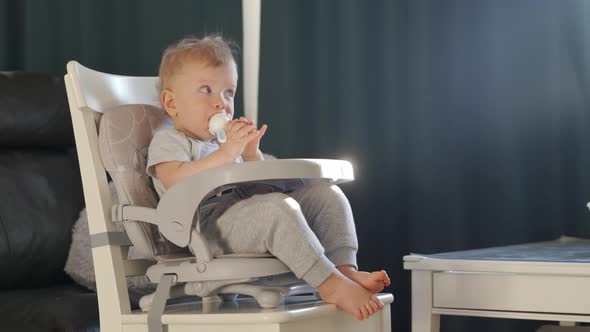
[158,158,355,247]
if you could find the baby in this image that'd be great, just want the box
[146,35,390,320]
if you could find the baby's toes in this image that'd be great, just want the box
[354,308,363,321]
[365,302,376,315]
[379,270,391,284]
[371,297,384,310]
[372,270,385,280]
[360,306,370,320]
[368,299,379,313]
[371,295,384,308]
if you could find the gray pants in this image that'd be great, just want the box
[200,183,359,288]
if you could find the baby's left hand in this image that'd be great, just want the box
[240,117,267,161]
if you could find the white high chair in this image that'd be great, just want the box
[64,61,393,332]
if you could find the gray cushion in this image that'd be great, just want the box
[98,104,189,260]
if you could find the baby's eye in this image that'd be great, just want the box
[224,89,235,98]
[199,85,212,94]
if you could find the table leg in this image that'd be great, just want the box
[412,270,440,332]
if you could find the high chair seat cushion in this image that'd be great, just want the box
[98,104,189,259]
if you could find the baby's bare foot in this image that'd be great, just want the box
[338,266,391,294]
[317,270,384,320]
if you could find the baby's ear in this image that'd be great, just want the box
[161,89,176,116]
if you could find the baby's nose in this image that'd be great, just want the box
[213,98,225,109]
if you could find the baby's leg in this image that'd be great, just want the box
[201,193,383,319]
[288,183,390,293]
[287,183,358,267]
[202,193,332,286]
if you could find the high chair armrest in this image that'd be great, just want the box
[112,205,157,225]
[156,159,354,249]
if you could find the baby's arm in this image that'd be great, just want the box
[154,149,235,190]
[155,120,262,190]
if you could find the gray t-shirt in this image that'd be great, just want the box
[146,127,243,197]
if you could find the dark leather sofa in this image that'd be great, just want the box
[0,72,99,331]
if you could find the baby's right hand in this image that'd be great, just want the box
[218,119,259,160]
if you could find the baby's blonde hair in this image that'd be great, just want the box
[158,35,239,93]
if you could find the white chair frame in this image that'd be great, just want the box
[65,61,394,332]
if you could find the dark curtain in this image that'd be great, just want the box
[0,0,245,113]
[3,0,590,331]
[260,0,590,331]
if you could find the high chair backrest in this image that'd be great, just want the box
[65,61,194,321]
[98,103,190,259]
[68,62,190,259]
[68,62,189,259]
[68,61,160,112]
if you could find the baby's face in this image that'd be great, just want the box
[165,59,238,141]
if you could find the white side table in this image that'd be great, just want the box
[120,293,393,332]
[404,237,590,332]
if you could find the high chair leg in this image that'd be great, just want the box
[147,274,175,332]
[140,283,190,312]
